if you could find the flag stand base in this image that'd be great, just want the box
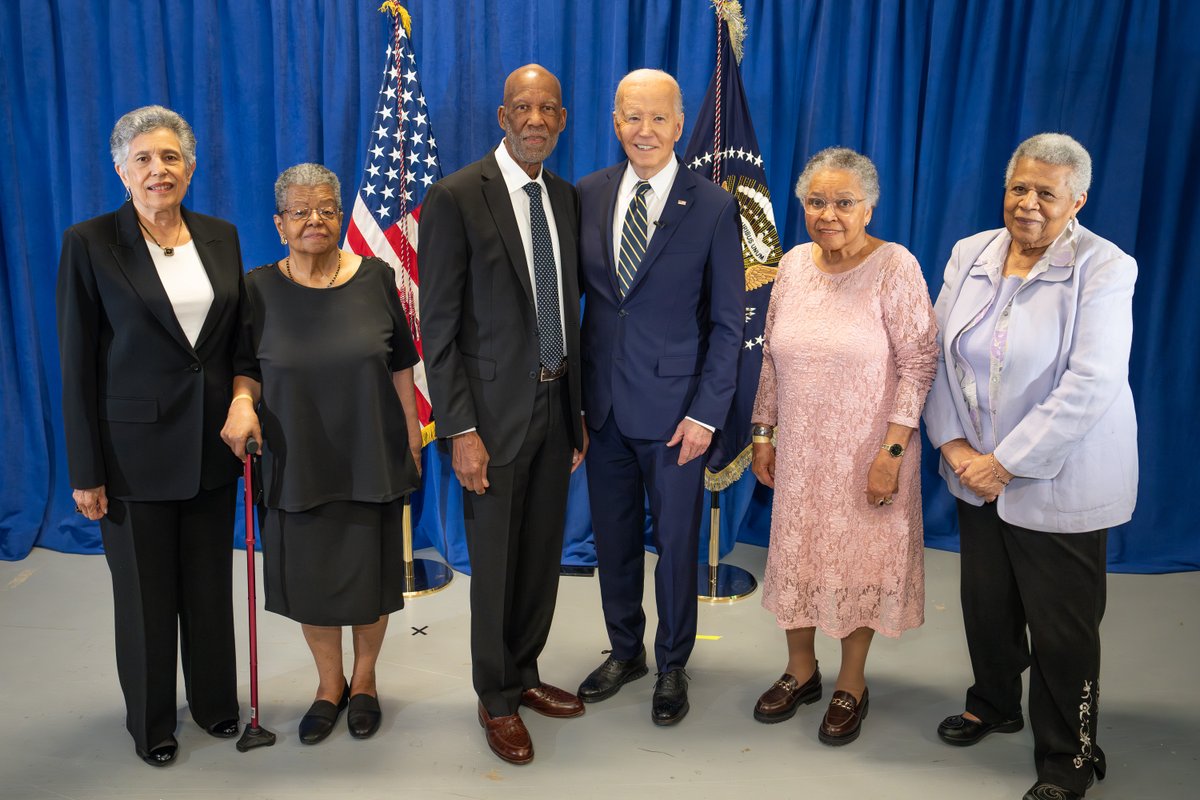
[401,498,453,598]
[697,489,757,603]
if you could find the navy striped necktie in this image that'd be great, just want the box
[617,180,652,297]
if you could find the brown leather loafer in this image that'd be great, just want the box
[753,663,822,723]
[818,687,869,746]
[477,702,533,765]
[521,683,585,718]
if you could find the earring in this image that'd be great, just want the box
[280,236,287,245]
[124,185,131,202]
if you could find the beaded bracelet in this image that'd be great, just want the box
[990,454,1011,486]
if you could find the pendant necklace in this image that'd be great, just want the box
[137,215,185,257]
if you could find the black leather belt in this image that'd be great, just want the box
[538,360,567,382]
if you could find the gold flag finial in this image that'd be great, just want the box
[713,0,746,63]
[379,2,412,37]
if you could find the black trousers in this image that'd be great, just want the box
[957,500,1107,793]
[463,378,572,717]
[100,483,240,751]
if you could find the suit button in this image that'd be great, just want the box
[618,309,629,318]
[189,362,202,373]
[529,370,537,380]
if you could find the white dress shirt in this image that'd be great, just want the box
[610,156,679,268]
[494,141,567,353]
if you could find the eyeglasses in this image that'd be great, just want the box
[803,196,867,214]
[281,206,341,222]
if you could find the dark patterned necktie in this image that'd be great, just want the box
[618,180,652,297]
[523,182,564,367]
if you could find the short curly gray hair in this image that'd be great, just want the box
[794,147,881,208]
[109,105,197,169]
[273,163,343,213]
[1004,133,1092,200]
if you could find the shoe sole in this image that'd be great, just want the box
[652,700,689,726]
[937,718,1024,747]
[753,686,823,724]
[579,665,650,704]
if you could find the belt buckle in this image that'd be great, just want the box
[538,360,566,382]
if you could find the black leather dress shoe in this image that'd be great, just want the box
[136,735,178,767]
[298,682,350,745]
[205,718,240,738]
[651,669,689,726]
[936,713,1024,746]
[578,647,649,703]
[347,694,382,739]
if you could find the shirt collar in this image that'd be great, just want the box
[973,218,1081,277]
[619,155,679,199]
[495,140,546,195]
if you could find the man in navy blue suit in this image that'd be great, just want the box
[575,69,744,725]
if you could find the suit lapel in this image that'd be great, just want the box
[110,202,195,354]
[480,152,534,306]
[185,208,232,354]
[600,163,623,299]
[623,159,696,300]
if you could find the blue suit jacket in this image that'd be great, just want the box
[578,159,744,440]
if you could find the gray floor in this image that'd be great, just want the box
[1,544,1197,800]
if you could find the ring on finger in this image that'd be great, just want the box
[883,497,894,505]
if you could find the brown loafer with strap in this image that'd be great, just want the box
[754,663,822,723]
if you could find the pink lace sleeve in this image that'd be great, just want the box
[750,253,790,427]
[880,248,939,428]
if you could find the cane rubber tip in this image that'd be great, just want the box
[236,725,276,751]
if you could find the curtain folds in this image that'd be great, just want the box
[2,0,1196,572]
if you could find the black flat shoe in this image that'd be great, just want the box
[651,669,689,726]
[136,736,178,767]
[347,694,382,739]
[299,682,350,745]
[205,718,240,738]
[937,712,1024,746]
[578,646,649,703]
[1023,782,1084,800]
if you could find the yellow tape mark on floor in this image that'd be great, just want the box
[6,569,34,589]
[695,634,722,641]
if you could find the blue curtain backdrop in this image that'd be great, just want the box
[2,0,1197,572]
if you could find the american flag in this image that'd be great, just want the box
[345,4,441,439]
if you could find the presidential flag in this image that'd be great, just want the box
[345,2,442,443]
[683,0,783,490]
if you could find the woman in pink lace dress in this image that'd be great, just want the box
[749,147,937,746]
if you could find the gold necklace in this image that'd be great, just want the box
[286,250,342,288]
[137,214,185,256]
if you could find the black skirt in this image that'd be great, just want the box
[262,498,406,626]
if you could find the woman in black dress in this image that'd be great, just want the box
[221,163,422,744]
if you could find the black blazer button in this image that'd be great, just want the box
[528,370,537,380]
[189,362,202,373]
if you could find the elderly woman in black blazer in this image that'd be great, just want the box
[56,105,243,766]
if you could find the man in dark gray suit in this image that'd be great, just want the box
[419,64,586,766]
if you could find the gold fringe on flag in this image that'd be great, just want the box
[713,0,746,63]
[379,1,412,37]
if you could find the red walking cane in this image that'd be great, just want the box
[237,439,276,752]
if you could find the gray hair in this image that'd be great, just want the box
[794,147,881,207]
[613,68,684,117]
[273,163,342,213]
[1004,133,1092,199]
[110,105,197,169]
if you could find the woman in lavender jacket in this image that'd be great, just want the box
[923,133,1137,800]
